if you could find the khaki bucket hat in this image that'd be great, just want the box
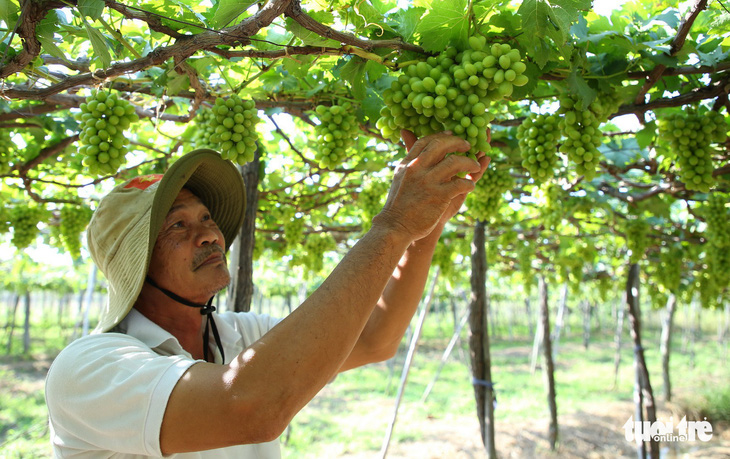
[87,149,246,333]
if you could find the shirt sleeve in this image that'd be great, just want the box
[219,311,283,346]
[45,333,197,456]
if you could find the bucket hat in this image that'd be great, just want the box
[87,149,245,333]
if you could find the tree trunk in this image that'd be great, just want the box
[582,300,592,349]
[660,293,677,402]
[625,263,659,459]
[525,297,534,339]
[5,294,19,354]
[22,292,31,354]
[539,275,558,451]
[613,299,625,390]
[468,220,496,458]
[230,147,261,313]
[551,282,568,359]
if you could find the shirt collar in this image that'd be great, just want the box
[118,309,243,364]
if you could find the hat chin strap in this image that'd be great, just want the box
[145,276,225,364]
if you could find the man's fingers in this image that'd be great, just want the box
[409,133,471,168]
[400,129,418,154]
[466,155,491,182]
[432,154,481,182]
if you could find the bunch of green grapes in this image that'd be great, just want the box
[192,107,219,150]
[283,214,305,250]
[432,237,456,280]
[557,91,622,180]
[59,204,93,259]
[703,193,730,292]
[624,218,650,263]
[517,113,561,184]
[76,90,139,175]
[0,130,14,174]
[657,110,727,193]
[9,204,46,249]
[466,165,514,221]
[207,95,260,165]
[313,102,360,169]
[534,182,563,229]
[357,178,390,231]
[301,232,336,273]
[657,244,683,293]
[377,35,528,158]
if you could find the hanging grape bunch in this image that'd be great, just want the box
[624,218,650,263]
[357,178,390,231]
[313,102,360,168]
[59,204,93,259]
[192,107,219,151]
[206,95,261,165]
[517,113,561,184]
[377,35,529,159]
[9,204,46,250]
[657,109,727,193]
[76,90,139,175]
[556,91,622,181]
[0,130,14,174]
[466,164,514,221]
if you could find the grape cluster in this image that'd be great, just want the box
[466,165,514,221]
[203,95,260,165]
[625,218,650,263]
[534,183,563,229]
[703,193,730,294]
[59,204,93,259]
[9,205,46,250]
[657,244,683,293]
[192,107,219,150]
[557,91,622,180]
[301,232,336,273]
[657,110,727,193]
[377,35,528,157]
[517,114,561,184]
[0,130,14,174]
[357,178,390,231]
[283,213,305,250]
[76,90,139,175]
[313,103,360,169]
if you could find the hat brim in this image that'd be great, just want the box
[94,149,245,333]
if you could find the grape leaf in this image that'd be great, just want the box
[210,0,256,28]
[566,70,596,110]
[285,16,340,47]
[519,0,590,47]
[78,0,104,21]
[340,57,368,100]
[636,121,656,150]
[0,0,19,28]
[415,0,468,52]
[84,22,111,68]
[388,7,424,44]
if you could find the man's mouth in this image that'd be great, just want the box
[194,248,225,269]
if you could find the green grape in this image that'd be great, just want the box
[301,232,336,273]
[702,193,730,295]
[9,204,46,250]
[358,178,389,232]
[312,102,360,168]
[657,109,726,193]
[625,218,650,263]
[557,90,622,180]
[283,213,304,249]
[192,107,219,150]
[0,130,14,174]
[517,113,561,184]
[377,35,528,157]
[76,90,139,176]
[657,244,683,293]
[59,204,93,259]
[534,182,564,229]
[466,164,514,221]
[204,95,261,165]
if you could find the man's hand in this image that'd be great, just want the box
[373,130,485,242]
[400,129,491,229]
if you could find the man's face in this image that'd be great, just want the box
[147,188,230,302]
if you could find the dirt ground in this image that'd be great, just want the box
[4,356,729,458]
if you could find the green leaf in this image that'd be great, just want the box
[388,7,424,44]
[0,0,19,29]
[635,121,656,150]
[78,0,104,21]
[210,0,256,28]
[340,57,368,100]
[415,0,469,52]
[519,0,590,46]
[285,16,340,47]
[566,70,596,110]
[84,21,111,68]
[37,35,68,62]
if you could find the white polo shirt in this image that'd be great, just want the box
[45,309,282,458]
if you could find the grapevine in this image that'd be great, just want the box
[624,218,650,263]
[517,113,561,184]
[0,130,14,174]
[205,95,261,165]
[76,90,139,175]
[466,164,514,221]
[313,102,360,169]
[557,91,622,180]
[377,35,528,157]
[657,109,727,193]
[9,204,46,250]
[59,204,94,259]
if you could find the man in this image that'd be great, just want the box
[45,130,490,457]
